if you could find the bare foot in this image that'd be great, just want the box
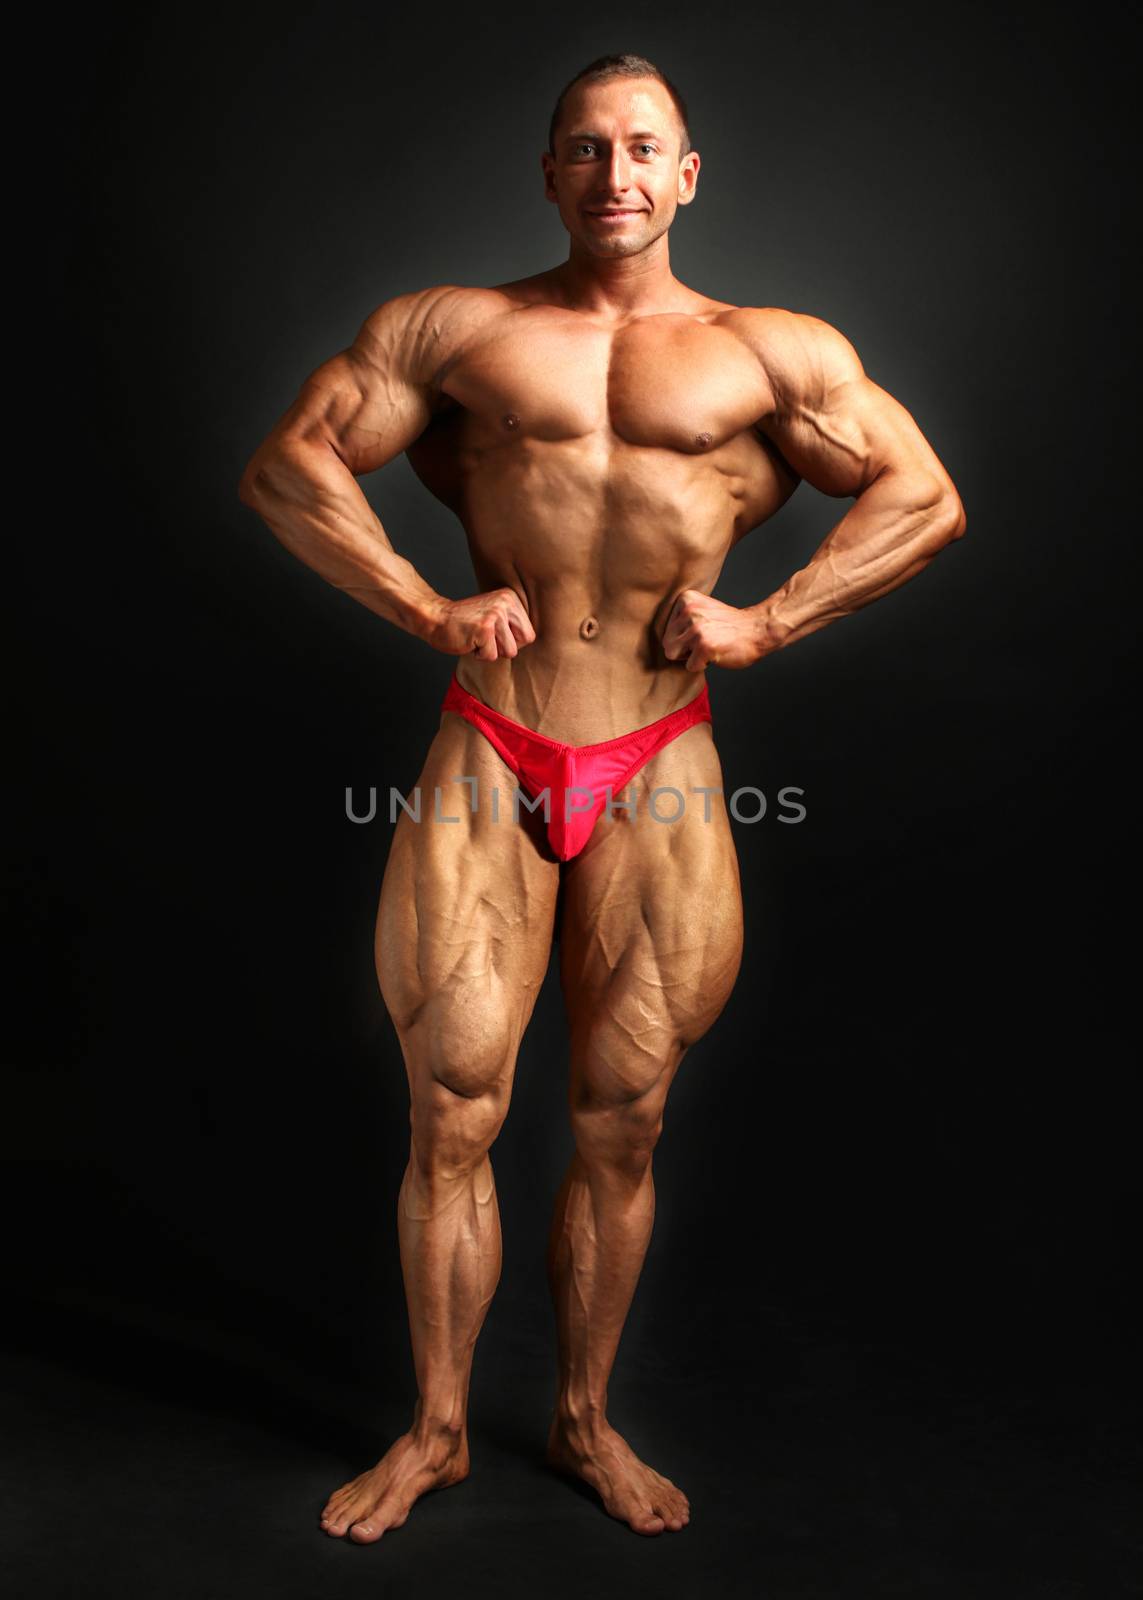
[546,1414,690,1535]
[320,1423,469,1543]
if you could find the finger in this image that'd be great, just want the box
[666,602,701,647]
[498,588,535,637]
[473,624,498,661]
[504,596,535,644]
[664,624,695,661]
[507,611,535,648]
[661,593,688,638]
[493,612,518,658]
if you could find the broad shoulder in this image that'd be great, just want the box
[716,306,865,408]
[351,283,522,387]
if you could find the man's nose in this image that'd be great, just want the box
[604,146,632,192]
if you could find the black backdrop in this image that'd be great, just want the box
[10,2,1138,1595]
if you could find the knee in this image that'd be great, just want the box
[567,1007,680,1176]
[407,999,516,1178]
[570,1079,668,1179]
[410,1080,507,1184]
[419,990,515,1101]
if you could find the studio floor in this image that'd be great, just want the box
[4,1308,1139,1599]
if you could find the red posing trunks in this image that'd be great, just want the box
[441,672,713,862]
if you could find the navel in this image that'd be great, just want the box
[579,615,600,641]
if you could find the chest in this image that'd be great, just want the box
[440,312,772,455]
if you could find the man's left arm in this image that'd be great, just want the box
[662,310,966,670]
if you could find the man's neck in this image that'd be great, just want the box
[553,237,688,320]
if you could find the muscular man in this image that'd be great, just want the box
[238,52,965,1542]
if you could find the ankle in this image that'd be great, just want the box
[411,1403,467,1449]
[554,1393,609,1439]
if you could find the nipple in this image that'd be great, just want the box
[503,412,520,431]
[579,615,600,641]
[695,431,713,449]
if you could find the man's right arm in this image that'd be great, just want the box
[238,286,534,660]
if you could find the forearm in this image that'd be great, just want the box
[750,469,966,655]
[239,438,444,637]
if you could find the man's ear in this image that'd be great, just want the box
[677,151,701,206]
[541,152,558,203]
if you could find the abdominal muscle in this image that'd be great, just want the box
[452,566,716,746]
[436,435,755,743]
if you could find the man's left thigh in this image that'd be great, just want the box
[558,724,745,1103]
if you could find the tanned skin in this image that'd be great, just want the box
[239,73,966,1542]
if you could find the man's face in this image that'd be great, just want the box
[541,77,700,258]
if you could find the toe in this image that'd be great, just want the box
[631,1509,666,1535]
[349,1515,385,1544]
[324,1494,366,1537]
[641,1469,688,1530]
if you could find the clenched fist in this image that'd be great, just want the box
[425,587,537,661]
[660,589,763,672]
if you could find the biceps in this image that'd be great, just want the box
[271,348,433,476]
[763,376,947,499]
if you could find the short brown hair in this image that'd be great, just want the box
[548,53,691,159]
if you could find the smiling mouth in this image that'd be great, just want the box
[587,209,644,218]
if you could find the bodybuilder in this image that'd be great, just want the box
[239,54,966,1542]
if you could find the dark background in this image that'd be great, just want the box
[9,1,1138,1595]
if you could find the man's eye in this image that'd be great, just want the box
[575,143,596,156]
[638,144,656,155]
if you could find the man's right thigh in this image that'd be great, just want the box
[376,711,560,1111]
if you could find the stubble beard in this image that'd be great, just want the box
[585,216,665,259]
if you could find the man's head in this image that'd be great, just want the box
[541,54,700,259]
